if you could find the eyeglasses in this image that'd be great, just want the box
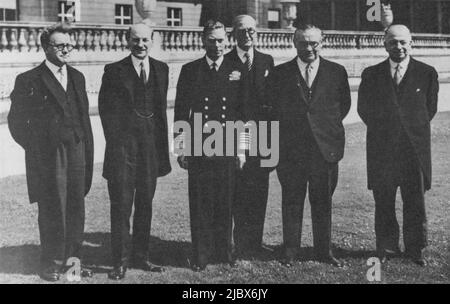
[296,41,320,49]
[49,43,75,52]
[237,28,257,36]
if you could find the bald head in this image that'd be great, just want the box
[384,24,412,62]
[128,23,153,59]
[233,15,257,51]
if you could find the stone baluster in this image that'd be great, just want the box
[107,30,115,51]
[85,30,93,51]
[121,30,128,51]
[18,28,27,52]
[175,31,182,51]
[36,28,43,51]
[28,29,37,52]
[1,28,8,52]
[9,28,18,51]
[168,31,175,51]
[100,30,108,51]
[76,30,86,51]
[69,31,76,49]
[93,30,101,51]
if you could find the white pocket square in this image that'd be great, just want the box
[416,88,421,92]
[264,70,269,77]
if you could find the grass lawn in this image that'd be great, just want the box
[0,113,449,284]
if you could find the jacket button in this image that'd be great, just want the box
[204,106,209,110]
[222,97,226,102]
[205,97,209,102]
[222,106,226,110]
[205,115,209,119]
[222,123,225,127]
[221,114,225,119]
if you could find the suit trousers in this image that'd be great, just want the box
[373,156,427,254]
[188,157,236,267]
[38,137,86,268]
[234,158,270,252]
[108,129,158,267]
[277,144,338,258]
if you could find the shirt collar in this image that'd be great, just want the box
[45,59,67,75]
[389,55,410,71]
[205,55,224,70]
[131,54,150,73]
[236,47,254,63]
[297,56,320,73]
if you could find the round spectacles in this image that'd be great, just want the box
[49,43,75,52]
[297,41,320,49]
[237,28,256,36]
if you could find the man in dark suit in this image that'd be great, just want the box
[8,23,94,281]
[174,20,248,271]
[358,25,439,266]
[99,23,171,280]
[270,24,351,267]
[225,15,274,257]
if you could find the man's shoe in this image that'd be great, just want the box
[80,267,93,278]
[40,265,60,282]
[133,259,164,273]
[108,265,127,280]
[317,255,343,268]
[405,249,427,267]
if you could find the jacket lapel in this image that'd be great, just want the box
[119,55,137,106]
[379,59,399,106]
[67,65,89,115]
[149,57,166,101]
[39,62,67,109]
[396,57,416,103]
[288,58,307,105]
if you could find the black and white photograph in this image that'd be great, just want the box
[0,0,449,287]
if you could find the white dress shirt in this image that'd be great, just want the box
[389,55,410,84]
[45,60,67,91]
[236,46,254,64]
[297,56,320,86]
[206,55,224,71]
[131,55,150,82]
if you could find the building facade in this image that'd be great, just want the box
[0,0,449,33]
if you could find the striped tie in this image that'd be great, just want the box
[394,64,402,85]
[244,52,252,72]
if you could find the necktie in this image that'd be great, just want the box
[394,64,402,85]
[140,62,147,85]
[244,52,252,72]
[57,67,66,91]
[305,63,313,88]
[210,62,218,73]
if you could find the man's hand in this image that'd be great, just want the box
[177,155,189,170]
[237,154,246,170]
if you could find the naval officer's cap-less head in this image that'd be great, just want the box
[202,20,227,62]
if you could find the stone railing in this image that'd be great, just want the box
[1,22,450,54]
[1,22,450,100]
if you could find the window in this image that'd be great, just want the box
[58,1,79,22]
[115,4,133,25]
[0,8,16,21]
[167,7,182,27]
[267,9,280,29]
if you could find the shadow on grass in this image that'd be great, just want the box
[0,232,192,275]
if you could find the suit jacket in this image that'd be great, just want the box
[357,58,439,190]
[225,48,274,122]
[174,56,248,159]
[8,62,94,204]
[270,57,351,167]
[98,55,171,180]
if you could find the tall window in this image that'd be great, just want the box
[167,7,182,27]
[0,8,16,21]
[58,1,78,22]
[268,9,280,29]
[115,4,133,25]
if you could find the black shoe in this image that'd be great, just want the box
[317,255,343,268]
[40,265,61,282]
[133,259,164,273]
[108,265,127,280]
[405,249,427,267]
[80,267,93,278]
[377,247,401,264]
[191,263,206,272]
